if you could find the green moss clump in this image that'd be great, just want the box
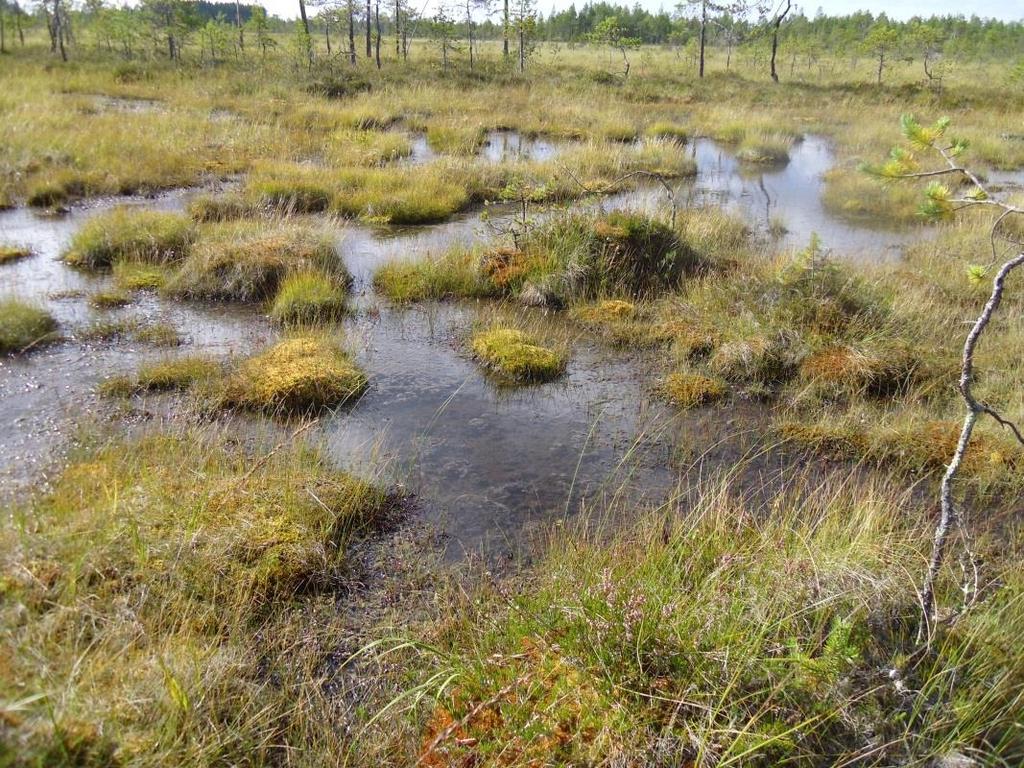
[471,328,566,384]
[64,208,195,269]
[270,271,348,325]
[0,298,58,354]
[662,372,727,408]
[221,335,367,413]
[168,222,346,303]
[88,288,132,309]
[100,355,221,397]
[113,261,169,291]
[0,244,32,264]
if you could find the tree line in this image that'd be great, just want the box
[3,0,1022,85]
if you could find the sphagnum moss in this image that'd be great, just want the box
[470,328,566,384]
[221,335,367,413]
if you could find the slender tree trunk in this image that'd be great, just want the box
[374,0,381,68]
[466,0,473,69]
[17,12,24,46]
[348,2,356,63]
[877,53,884,85]
[325,19,331,54]
[698,0,705,78]
[365,0,371,57]
[298,0,310,36]
[235,0,244,50]
[503,0,509,60]
[518,24,524,72]
[394,0,400,56]
[769,0,791,83]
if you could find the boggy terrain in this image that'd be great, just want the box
[2,35,1024,768]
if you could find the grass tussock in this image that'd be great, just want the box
[374,248,499,303]
[661,371,728,408]
[270,271,348,325]
[0,244,32,264]
[220,335,367,413]
[100,355,221,397]
[470,328,567,384]
[0,427,392,765]
[0,298,58,354]
[822,166,924,224]
[88,287,132,309]
[64,208,195,269]
[187,192,255,222]
[645,122,689,143]
[377,209,719,308]
[736,130,795,164]
[392,473,1024,766]
[167,221,345,302]
[776,414,1023,490]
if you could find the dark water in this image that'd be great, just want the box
[0,134,921,554]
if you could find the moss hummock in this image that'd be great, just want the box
[661,372,727,408]
[0,244,32,265]
[471,328,566,384]
[0,298,58,354]
[222,335,367,413]
[64,208,194,269]
[167,221,345,302]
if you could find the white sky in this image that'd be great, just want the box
[257,0,1023,22]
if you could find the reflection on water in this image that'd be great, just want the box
[481,130,565,163]
[610,136,928,260]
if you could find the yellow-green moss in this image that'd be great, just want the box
[470,328,566,384]
[221,336,367,413]
[0,244,32,264]
[113,261,169,291]
[661,372,728,408]
[88,288,132,309]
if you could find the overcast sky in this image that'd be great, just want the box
[256,0,1023,22]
